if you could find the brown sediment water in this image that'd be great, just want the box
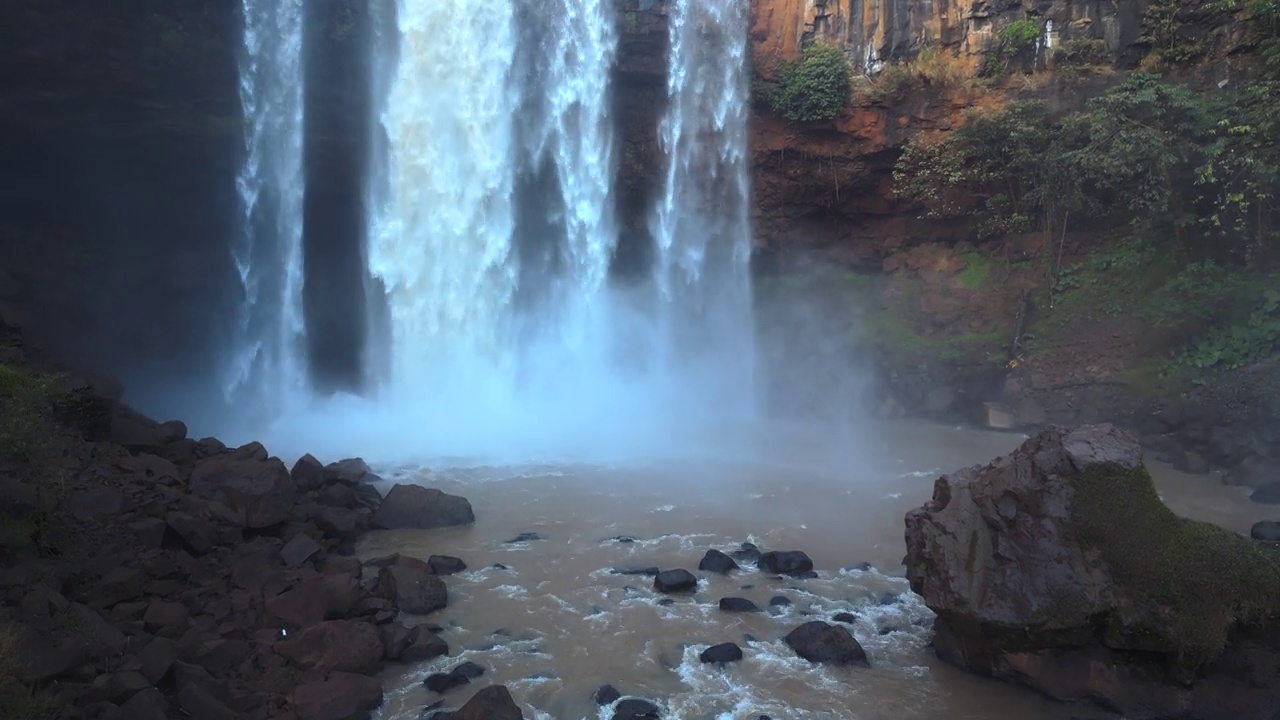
[360,419,1268,720]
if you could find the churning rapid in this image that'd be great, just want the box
[227,0,757,462]
[227,0,307,411]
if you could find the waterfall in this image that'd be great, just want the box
[227,0,306,406]
[651,0,757,414]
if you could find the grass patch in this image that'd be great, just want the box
[1072,461,1280,673]
[957,250,994,290]
[0,625,54,720]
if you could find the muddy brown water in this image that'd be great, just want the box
[357,419,1272,720]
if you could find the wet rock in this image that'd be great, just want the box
[698,549,739,574]
[281,533,323,569]
[274,620,384,675]
[768,596,792,607]
[759,551,813,577]
[423,661,485,694]
[371,485,473,530]
[291,453,326,492]
[427,555,466,575]
[604,535,638,543]
[699,642,743,664]
[728,542,761,564]
[505,532,545,543]
[1252,482,1280,504]
[400,631,448,663]
[324,458,374,485]
[832,612,857,624]
[452,685,523,720]
[784,621,868,666]
[291,671,383,720]
[377,557,447,615]
[379,623,417,661]
[93,566,146,608]
[611,566,660,576]
[718,597,760,613]
[905,424,1280,720]
[611,698,661,720]
[593,683,621,706]
[1252,521,1280,541]
[189,456,297,529]
[653,569,697,593]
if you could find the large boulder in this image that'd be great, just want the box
[904,424,1280,720]
[376,557,447,615]
[453,685,523,720]
[189,455,297,529]
[370,485,474,530]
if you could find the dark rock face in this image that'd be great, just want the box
[784,621,869,666]
[371,485,475,530]
[697,549,739,574]
[758,550,813,577]
[653,569,697,593]
[189,456,298,529]
[904,424,1280,720]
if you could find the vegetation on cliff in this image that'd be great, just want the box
[766,42,852,122]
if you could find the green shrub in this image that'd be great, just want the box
[0,624,54,720]
[998,19,1041,51]
[1053,37,1109,67]
[769,42,853,122]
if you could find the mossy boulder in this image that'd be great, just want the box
[905,424,1280,720]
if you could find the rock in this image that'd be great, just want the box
[768,596,791,607]
[291,454,326,492]
[129,518,167,549]
[427,555,466,575]
[728,542,761,564]
[593,684,621,706]
[697,550,738,574]
[505,532,544,543]
[274,620,384,675]
[379,623,416,661]
[324,458,374,484]
[138,637,176,684]
[177,683,238,720]
[832,612,857,624]
[758,551,813,577]
[699,642,743,664]
[612,698,661,720]
[21,633,88,684]
[784,621,868,666]
[189,456,297,529]
[400,631,448,663]
[1252,521,1280,541]
[423,661,485,694]
[452,685,523,720]
[119,687,168,720]
[371,485,473,530]
[291,671,383,720]
[166,512,215,554]
[266,578,328,629]
[377,557,447,614]
[904,424,1280,720]
[1175,450,1210,474]
[143,599,189,631]
[93,566,145,608]
[281,533,323,569]
[718,597,759,612]
[653,569,697,593]
[610,566,660,576]
[1252,482,1280,504]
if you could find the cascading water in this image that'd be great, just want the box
[651,0,757,416]
[227,0,307,409]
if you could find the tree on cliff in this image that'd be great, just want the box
[767,42,852,123]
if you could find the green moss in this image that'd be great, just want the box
[1071,462,1280,670]
[957,250,994,290]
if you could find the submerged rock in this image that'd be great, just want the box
[611,698,661,720]
[424,661,485,694]
[452,685,523,720]
[699,642,743,664]
[593,683,622,706]
[728,542,761,564]
[718,597,760,613]
[904,424,1280,720]
[1252,520,1280,542]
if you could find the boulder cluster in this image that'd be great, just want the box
[0,398,477,720]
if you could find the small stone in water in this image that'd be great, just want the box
[593,683,621,706]
[769,595,792,607]
[718,597,760,613]
[505,532,545,544]
[653,569,697,593]
[697,549,739,574]
[699,642,744,664]
[833,612,857,624]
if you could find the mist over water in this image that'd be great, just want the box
[214,0,760,464]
